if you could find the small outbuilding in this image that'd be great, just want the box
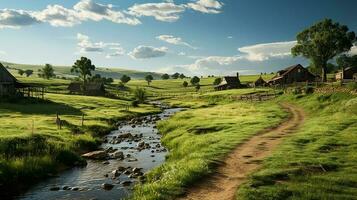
[267,64,316,85]
[68,82,105,96]
[335,67,357,81]
[0,63,42,98]
[254,76,267,87]
[214,73,241,90]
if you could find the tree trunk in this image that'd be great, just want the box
[321,63,327,82]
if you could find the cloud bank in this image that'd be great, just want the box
[156,35,196,49]
[129,45,168,59]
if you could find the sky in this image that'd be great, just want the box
[0,0,356,76]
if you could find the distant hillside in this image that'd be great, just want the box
[1,61,162,80]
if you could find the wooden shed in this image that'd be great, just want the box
[335,67,357,81]
[267,64,316,85]
[68,82,105,96]
[214,73,241,90]
[0,63,17,96]
[254,76,267,87]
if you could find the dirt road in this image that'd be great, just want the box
[182,103,305,200]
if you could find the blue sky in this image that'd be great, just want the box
[0,0,356,76]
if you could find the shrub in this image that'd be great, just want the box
[133,87,147,103]
[346,82,357,90]
[292,87,302,95]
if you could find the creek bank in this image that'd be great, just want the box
[16,107,184,200]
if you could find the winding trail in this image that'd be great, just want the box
[181,103,305,200]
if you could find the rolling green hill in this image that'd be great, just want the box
[1,61,162,80]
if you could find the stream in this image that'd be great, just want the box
[16,107,183,200]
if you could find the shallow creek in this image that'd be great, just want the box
[16,107,183,200]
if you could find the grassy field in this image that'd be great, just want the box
[237,93,357,200]
[132,93,288,199]
[3,61,162,80]
[0,92,160,194]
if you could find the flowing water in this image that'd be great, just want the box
[16,107,183,200]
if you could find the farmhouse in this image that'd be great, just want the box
[254,76,267,87]
[214,73,241,90]
[0,63,43,98]
[267,64,316,85]
[335,67,357,81]
[68,82,105,96]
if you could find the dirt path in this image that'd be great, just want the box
[181,103,305,200]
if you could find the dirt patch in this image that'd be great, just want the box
[180,103,305,200]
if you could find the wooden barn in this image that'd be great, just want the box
[254,76,267,87]
[0,63,43,98]
[68,82,105,96]
[267,64,316,85]
[214,73,241,90]
[335,67,357,81]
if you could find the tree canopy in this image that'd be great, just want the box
[71,57,95,83]
[336,54,357,69]
[179,73,186,79]
[38,64,55,79]
[24,69,33,77]
[182,81,188,87]
[145,74,154,85]
[213,77,222,85]
[120,74,131,84]
[190,76,200,85]
[291,19,356,82]
[171,72,180,79]
[161,73,170,80]
[17,69,24,76]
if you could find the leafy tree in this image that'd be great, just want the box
[171,72,180,79]
[120,74,131,85]
[17,69,24,76]
[38,64,55,79]
[291,19,356,82]
[24,69,33,77]
[145,74,154,85]
[161,73,170,80]
[71,57,95,83]
[190,76,200,85]
[133,87,147,103]
[179,73,186,79]
[213,77,222,85]
[182,81,188,87]
[89,74,113,84]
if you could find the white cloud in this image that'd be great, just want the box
[227,36,233,39]
[186,0,223,14]
[178,52,186,56]
[34,5,80,27]
[238,41,297,61]
[0,9,40,29]
[178,40,304,76]
[156,35,196,49]
[0,50,6,55]
[349,44,357,55]
[76,33,125,58]
[129,45,168,59]
[106,46,125,58]
[127,2,185,22]
[74,0,141,25]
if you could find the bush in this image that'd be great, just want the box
[133,87,147,103]
[132,100,139,107]
[292,87,302,95]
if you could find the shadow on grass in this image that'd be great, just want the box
[0,97,83,115]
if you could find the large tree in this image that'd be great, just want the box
[291,19,356,82]
[145,74,154,85]
[71,57,95,84]
[120,74,131,85]
[38,64,55,79]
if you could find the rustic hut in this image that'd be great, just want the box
[335,67,357,81]
[214,73,241,90]
[254,76,267,87]
[68,82,105,96]
[267,64,316,85]
[0,63,17,96]
[0,63,42,98]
